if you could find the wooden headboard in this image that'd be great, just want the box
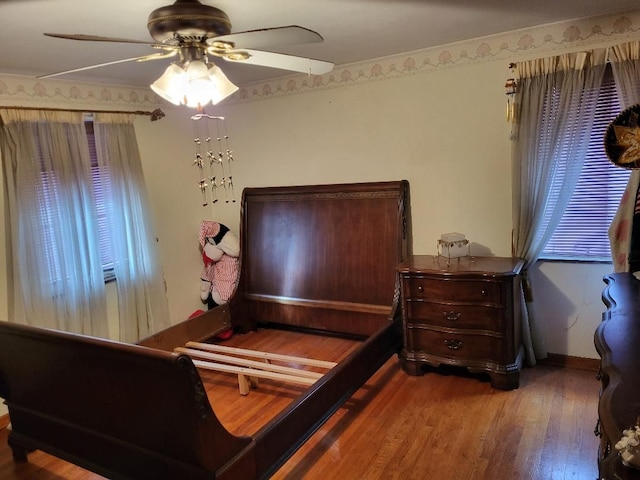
[234,180,410,337]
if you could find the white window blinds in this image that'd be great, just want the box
[541,66,630,261]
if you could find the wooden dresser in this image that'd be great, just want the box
[397,255,525,390]
[596,273,640,479]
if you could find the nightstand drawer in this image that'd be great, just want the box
[407,326,503,362]
[406,300,503,331]
[405,278,501,304]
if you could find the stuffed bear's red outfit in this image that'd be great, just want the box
[198,220,239,306]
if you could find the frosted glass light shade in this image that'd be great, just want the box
[150,59,238,108]
[208,65,239,105]
[183,61,213,108]
[150,63,187,105]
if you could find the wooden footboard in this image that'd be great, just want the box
[0,314,402,480]
[0,320,253,480]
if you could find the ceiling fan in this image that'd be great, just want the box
[41,0,334,107]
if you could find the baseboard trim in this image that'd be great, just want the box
[0,413,9,430]
[539,353,599,372]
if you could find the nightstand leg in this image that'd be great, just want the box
[488,371,520,390]
[400,357,424,376]
[8,434,31,462]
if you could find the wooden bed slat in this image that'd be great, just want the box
[184,341,338,369]
[191,358,318,396]
[178,341,338,396]
[175,347,326,379]
[190,359,317,385]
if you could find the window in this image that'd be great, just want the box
[36,118,115,282]
[86,120,115,280]
[3,110,168,336]
[541,65,630,261]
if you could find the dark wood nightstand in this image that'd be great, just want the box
[397,255,525,390]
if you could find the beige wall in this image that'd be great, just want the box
[134,61,516,329]
[2,10,640,371]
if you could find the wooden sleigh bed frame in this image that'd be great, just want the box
[0,180,410,479]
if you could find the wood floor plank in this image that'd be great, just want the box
[0,328,600,480]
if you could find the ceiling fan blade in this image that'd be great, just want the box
[37,52,173,79]
[212,26,324,49]
[44,33,152,45]
[136,51,177,62]
[222,49,334,75]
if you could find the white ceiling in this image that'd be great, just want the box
[1,0,639,89]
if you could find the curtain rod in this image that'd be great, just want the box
[0,106,165,121]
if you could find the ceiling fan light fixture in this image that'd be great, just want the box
[150,63,187,105]
[184,82,213,108]
[150,58,238,108]
[208,64,239,105]
[181,59,211,107]
[185,59,210,80]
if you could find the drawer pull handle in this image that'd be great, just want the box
[444,339,463,350]
[481,289,487,296]
[443,311,461,321]
[417,286,424,293]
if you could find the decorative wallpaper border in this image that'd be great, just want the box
[1,8,640,108]
[0,75,160,110]
[234,9,640,102]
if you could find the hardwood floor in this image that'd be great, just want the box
[0,328,601,480]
